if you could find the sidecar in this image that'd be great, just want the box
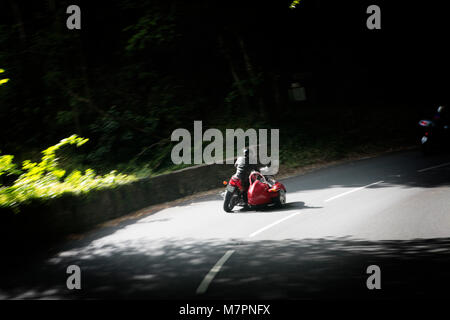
[247,171,286,208]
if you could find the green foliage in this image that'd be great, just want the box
[0,135,136,211]
[0,68,9,86]
[0,1,278,170]
[124,12,177,51]
[289,0,302,9]
[0,154,21,177]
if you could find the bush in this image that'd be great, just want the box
[0,135,136,211]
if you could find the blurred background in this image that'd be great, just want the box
[2,0,450,301]
[0,0,449,175]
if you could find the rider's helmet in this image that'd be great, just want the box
[243,146,258,164]
[243,147,250,158]
[434,105,449,124]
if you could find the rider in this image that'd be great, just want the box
[433,105,449,128]
[234,147,262,206]
[433,105,449,142]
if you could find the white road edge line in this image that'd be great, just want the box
[324,180,384,203]
[417,162,450,173]
[249,212,301,238]
[196,250,235,295]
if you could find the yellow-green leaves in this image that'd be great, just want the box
[0,135,136,210]
[0,154,20,177]
[289,0,302,9]
[0,68,9,86]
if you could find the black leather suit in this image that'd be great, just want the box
[234,155,261,204]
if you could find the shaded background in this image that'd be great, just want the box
[0,0,449,172]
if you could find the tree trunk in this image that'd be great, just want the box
[238,35,266,119]
[8,1,26,45]
[218,34,250,109]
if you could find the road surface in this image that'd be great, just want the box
[1,150,450,299]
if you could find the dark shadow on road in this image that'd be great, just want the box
[2,236,450,299]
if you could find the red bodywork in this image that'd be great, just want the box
[227,172,286,207]
[229,176,243,190]
[247,172,286,206]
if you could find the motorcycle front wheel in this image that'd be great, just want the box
[223,190,239,212]
[421,136,433,155]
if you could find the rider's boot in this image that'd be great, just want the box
[241,191,250,210]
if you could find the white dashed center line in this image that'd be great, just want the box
[248,212,301,238]
[197,179,388,294]
[417,162,450,173]
[196,250,235,294]
[324,180,384,202]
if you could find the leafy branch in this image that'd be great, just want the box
[0,135,136,211]
[0,68,9,86]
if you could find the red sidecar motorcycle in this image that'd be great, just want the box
[222,170,286,212]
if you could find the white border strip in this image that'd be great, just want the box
[196,250,235,294]
[324,180,384,203]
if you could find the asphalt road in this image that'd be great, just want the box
[1,150,450,299]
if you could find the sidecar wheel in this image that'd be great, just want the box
[275,190,286,208]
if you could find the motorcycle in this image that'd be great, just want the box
[222,167,286,212]
[418,119,449,154]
